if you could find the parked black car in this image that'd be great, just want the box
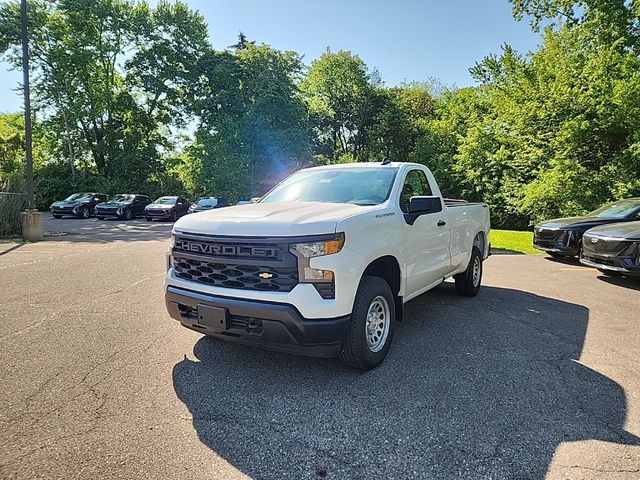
[187,197,229,214]
[95,194,152,220]
[533,198,640,257]
[580,221,640,277]
[145,196,191,221]
[50,193,108,219]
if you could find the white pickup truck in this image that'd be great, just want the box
[165,162,490,369]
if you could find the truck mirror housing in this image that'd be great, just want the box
[406,196,442,224]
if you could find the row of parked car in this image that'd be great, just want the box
[533,197,640,278]
[50,193,230,222]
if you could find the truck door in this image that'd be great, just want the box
[399,169,451,297]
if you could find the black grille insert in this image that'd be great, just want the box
[171,233,300,293]
[174,255,298,291]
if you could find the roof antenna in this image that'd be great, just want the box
[381,158,392,165]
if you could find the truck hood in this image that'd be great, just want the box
[585,221,640,240]
[173,202,370,237]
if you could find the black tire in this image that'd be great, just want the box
[96,216,105,220]
[170,211,177,222]
[549,252,564,258]
[80,206,90,219]
[145,216,152,222]
[52,214,62,219]
[454,246,483,297]
[340,276,395,370]
[124,208,133,221]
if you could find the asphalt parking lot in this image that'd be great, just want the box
[1,214,639,479]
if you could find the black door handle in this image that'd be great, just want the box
[437,220,447,227]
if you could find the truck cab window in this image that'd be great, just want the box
[400,170,433,212]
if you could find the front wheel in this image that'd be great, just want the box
[80,207,90,219]
[454,246,483,297]
[170,211,177,222]
[52,214,62,219]
[124,208,133,221]
[145,216,152,222]
[340,276,395,370]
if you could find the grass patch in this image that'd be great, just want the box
[490,229,540,254]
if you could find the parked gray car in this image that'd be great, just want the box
[580,221,640,277]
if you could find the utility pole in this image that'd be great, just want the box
[21,0,34,209]
[20,0,43,241]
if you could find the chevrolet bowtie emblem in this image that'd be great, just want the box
[591,237,599,244]
[258,272,273,279]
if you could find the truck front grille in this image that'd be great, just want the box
[171,233,299,292]
[173,255,298,291]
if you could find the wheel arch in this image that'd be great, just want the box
[474,230,488,258]
[361,255,404,322]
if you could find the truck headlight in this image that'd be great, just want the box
[291,233,345,258]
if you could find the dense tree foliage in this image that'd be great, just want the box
[1,0,639,229]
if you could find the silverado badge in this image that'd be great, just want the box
[258,272,274,279]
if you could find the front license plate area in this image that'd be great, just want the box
[197,305,228,330]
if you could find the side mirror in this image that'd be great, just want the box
[406,196,442,225]
[250,197,261,204]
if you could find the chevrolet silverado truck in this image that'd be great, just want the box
[165,162,490,369]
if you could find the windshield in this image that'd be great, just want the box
[154,197,177,205]
[64,193,92,202]
[111,194,134,203]
[261,167,398,206]
[196,198,217,207]
[588,199,640,219]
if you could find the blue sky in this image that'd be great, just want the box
[0,0,541,113]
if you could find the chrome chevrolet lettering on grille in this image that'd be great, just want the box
[176,240,278,258]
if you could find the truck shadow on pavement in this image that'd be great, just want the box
[172,283,640,479]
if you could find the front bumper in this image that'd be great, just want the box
[165,285,349,357]
[580,256,640,277]
[533,229,580,256]
[95,208,122,218]
[51,206,81,217]
[146,210,172,218]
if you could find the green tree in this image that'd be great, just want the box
[301,50,376,161]
[0,0,208,198]
[187,37,312,199]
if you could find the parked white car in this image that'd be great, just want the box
[165,162,490,369]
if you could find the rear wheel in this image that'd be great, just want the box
[340,276,395,370]
[454,246,483,297]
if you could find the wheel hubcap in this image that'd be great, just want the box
[365,296,390,353]
[472,257,481,287]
